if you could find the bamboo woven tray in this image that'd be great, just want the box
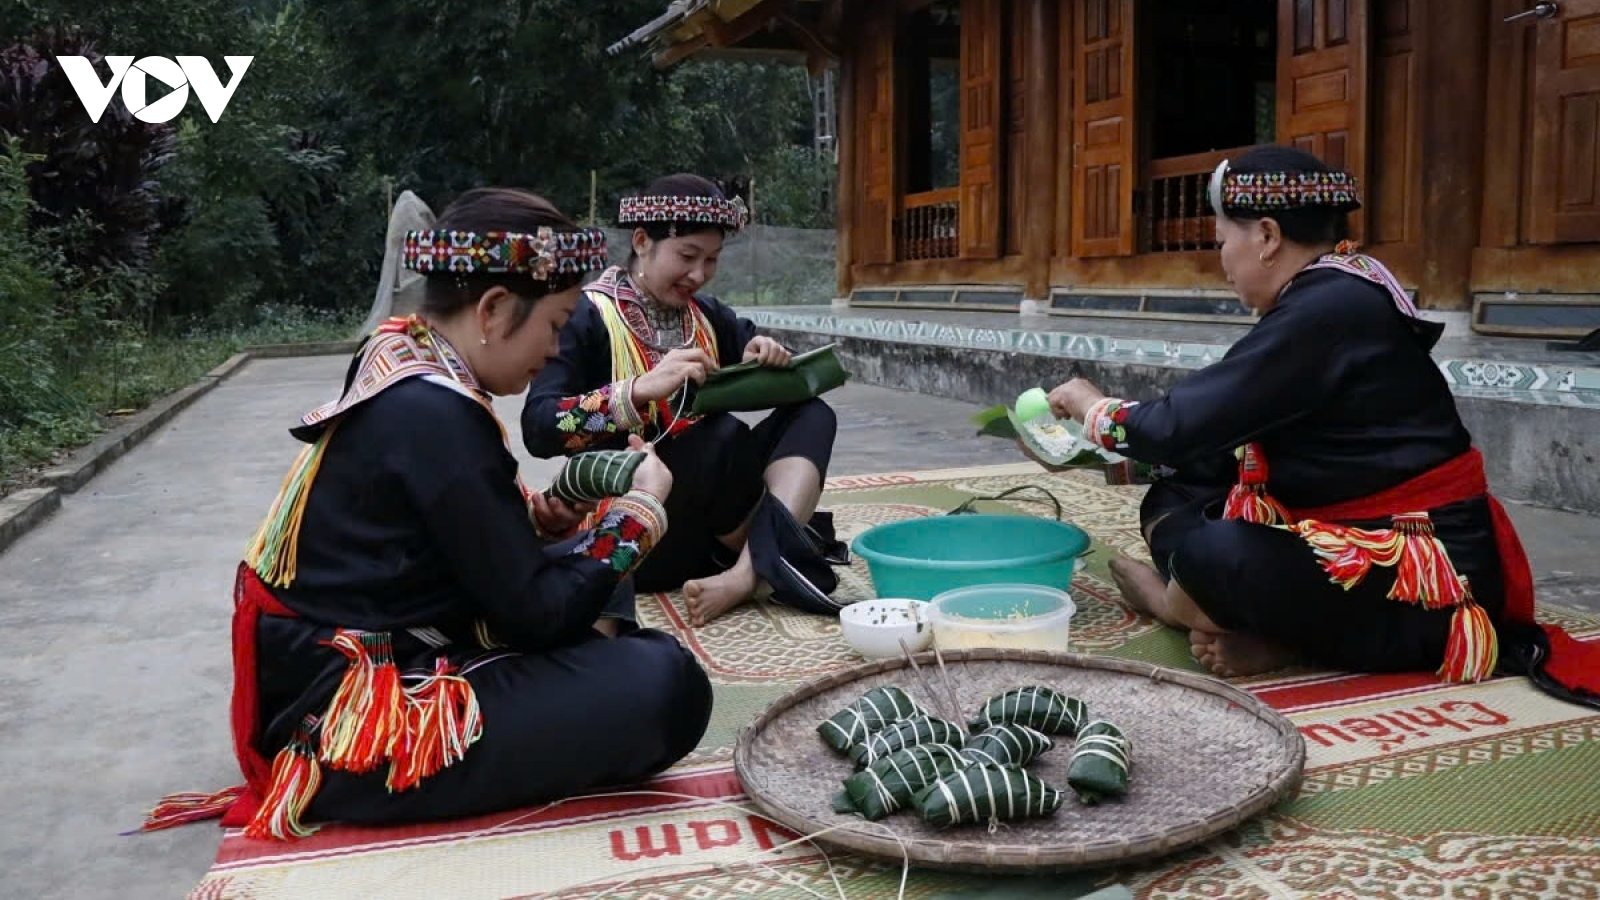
[733,649,1305,873]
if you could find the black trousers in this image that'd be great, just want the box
[304,589,713,826]
[1141,477,1505,674]
[635,399,837,592]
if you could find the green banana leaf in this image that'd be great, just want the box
[971,404,1123,468]
[691,343,849,415]
[833,743,969,821]
[960,723,1055,768]
[911,763,1065,827]
[817,686,923,754]
[969,686,1089,736]
[1067,720,1132,806]
[848,715,967,768]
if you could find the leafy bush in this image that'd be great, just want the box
[0,30,179,274]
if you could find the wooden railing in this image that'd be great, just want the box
[1143,146,1251,253]
[895,188,960,261]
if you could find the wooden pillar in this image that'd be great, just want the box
[834,13,859,300]
[1022,0,1061,301]
[1416,0,1489,310]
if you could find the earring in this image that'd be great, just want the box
[480,337,488,346]
[1259,252,1275,269]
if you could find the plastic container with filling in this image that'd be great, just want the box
[927,584,1076,652]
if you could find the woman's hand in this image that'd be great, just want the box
[742,336,792,367]
[627,434,674,502]
[632,348,718,404]
[530,492,593,538]
[1047,378,1107,423]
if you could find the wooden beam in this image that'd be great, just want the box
[821,0,844,35]
[1022,0,1060,301]
[1416,0,1488,310]
[653,34,711,68]
[834,6,859,297]
[703,0,792,49]
[777,14,839,61]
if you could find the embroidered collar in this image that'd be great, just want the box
[291,315,483,441]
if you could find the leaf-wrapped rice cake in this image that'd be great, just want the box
[1067,719,1131,805]
[831,743,968,821]
[847,715,966,767]
[816,686,923,753]
[960,722,1054,768]
[968,685,1087,736]
[911,763,1064,827]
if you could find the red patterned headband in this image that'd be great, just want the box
[617,194,749,232]
[402,227,608,280]
[1207,160,1362,217]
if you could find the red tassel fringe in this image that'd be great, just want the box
[1439,594,1499,683]
[131,784,247,834]
[1389,514,1468,609]
[319,631,405,773]
[244,720,323,841]
[1222,443,1289,525]
[387,659,483,793]
[1224,483,1290,525]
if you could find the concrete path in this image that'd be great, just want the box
[2,356,1596,900]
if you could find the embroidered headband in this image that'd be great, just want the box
[402,227,609,281]
[617,194,750,233]
[1207,160,1362,218]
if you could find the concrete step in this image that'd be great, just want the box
[744,306,1600,516]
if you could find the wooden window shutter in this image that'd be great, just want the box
[1529,0,1600,244]
[857,9,896,265]
[1071,0,1138,258]
[960,0,1005,258]
[1277,0,1371,241]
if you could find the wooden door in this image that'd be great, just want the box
[1277,0,1370,239]
[1530,0,1600,244]
[1071,0,1137,258]
[960,0,1005,258]
[856,9,896,264]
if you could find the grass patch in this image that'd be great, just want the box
[0,304,362,496]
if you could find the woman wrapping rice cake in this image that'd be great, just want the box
[1045,145,1598,708]
[522,174,845,626]
[142,188,712,839]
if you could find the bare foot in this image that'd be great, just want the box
[1190,630,1295,678]
[1109,556,1167,620]
[684,561,758,627]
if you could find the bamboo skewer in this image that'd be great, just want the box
[898,638,966,734]
[930,639,968,736]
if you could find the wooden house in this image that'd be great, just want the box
[609,0,1600,337]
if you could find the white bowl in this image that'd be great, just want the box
[839,598,933,659]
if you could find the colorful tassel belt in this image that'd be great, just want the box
[1221,445,1501,684]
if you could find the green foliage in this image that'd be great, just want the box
[753,145,835,230]
[0,0,839,488]
[0,30,180,272]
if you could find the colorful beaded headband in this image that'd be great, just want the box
[1208,160,1362,218]
[402,227,609,280]
[617,194,750,233]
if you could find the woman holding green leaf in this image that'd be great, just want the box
[1038,146,1598,713]
[523,174,846,627]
